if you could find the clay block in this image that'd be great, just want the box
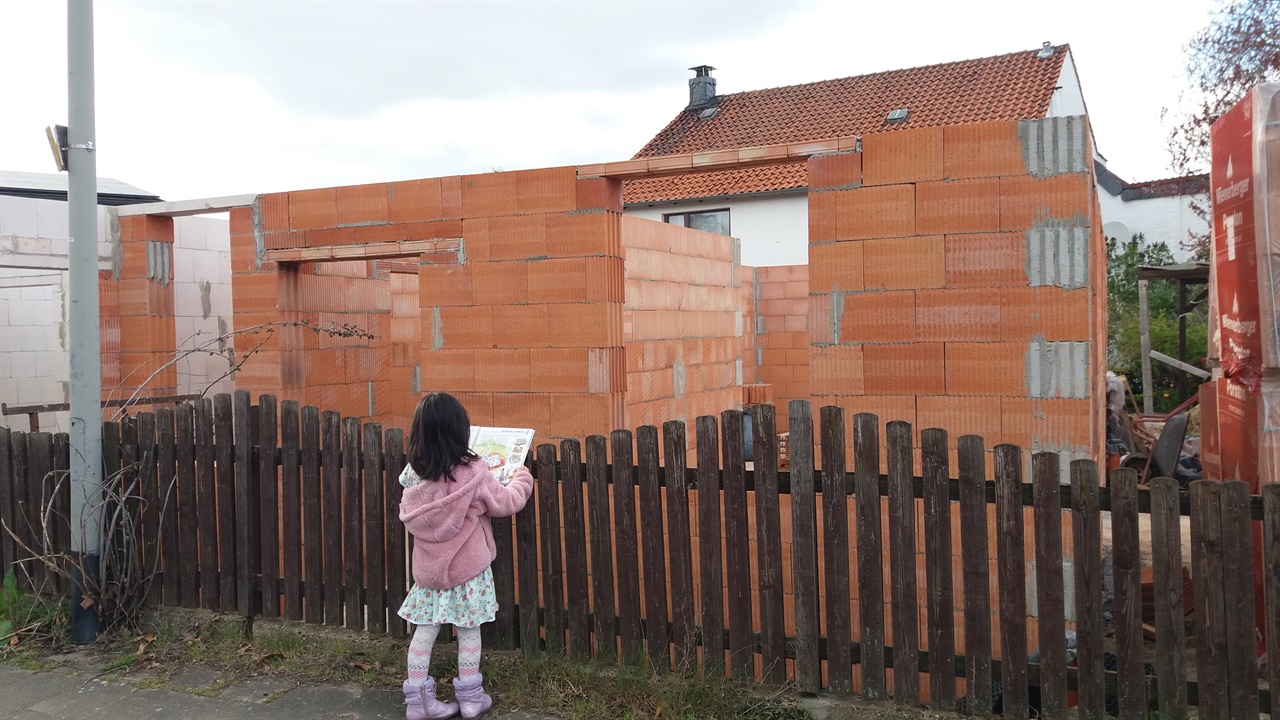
[944,342,1028,396]
[839,290,916,344]
[915,288,1002,342]
[461,171,519,218]
[916,395,1002,444]
[488,214,547,261]
[809,152,863,190]
[863,343,945,395]
[419,264,474,307]
[575,177,623,212]
[530,347,591,393]
[862,126,944,186]
[436,305,494,349]
[864,235,944,290]
[548,303,621,347]
[810,344,865,396]
[999,286,1090,342]
[808,241,864,294]
[808,191,837,243]
[289,187,338,231]
[999,174,1091,231]
[944,232,1028,288]
[517,167,578,215]
[491,304,551,348]
[915,177,1002,234]
[833,184,915,240]
[493,392,552,433]
[943,121,1025,179]
[423,348,477,392]
[335,183,390,225]
[389,177,444,223]
[529,257,624,304]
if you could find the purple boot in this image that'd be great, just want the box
[403,678,459,720]
[452,674,492,718]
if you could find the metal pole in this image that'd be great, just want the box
[67,0,103,644]
[1138,280,1154,415]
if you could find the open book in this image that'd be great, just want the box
[469,426,535,486]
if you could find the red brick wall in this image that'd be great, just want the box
[110,215,177,399]
[621,215,748,432]
[753,265,810,432]
[808,119,1104,466]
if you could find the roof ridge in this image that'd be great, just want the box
[712,43,1070,99]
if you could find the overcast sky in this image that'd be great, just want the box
[1,0,1215,201]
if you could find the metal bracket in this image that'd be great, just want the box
[70,142,95,151]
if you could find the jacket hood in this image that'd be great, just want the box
[398,460,489,544]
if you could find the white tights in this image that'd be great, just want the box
[407,624,483,682]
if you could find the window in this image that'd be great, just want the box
[664,208,730,236]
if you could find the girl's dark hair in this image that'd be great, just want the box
[406,392,477,482]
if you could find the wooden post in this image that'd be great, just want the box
[1139,279,1155,414]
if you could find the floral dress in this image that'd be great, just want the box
[396,466,500,628]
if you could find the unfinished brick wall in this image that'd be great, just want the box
[227,167,627,442]
[112,215,177,398]
[753,265,810,432]
[621,215,749,432]
[806,118,1105,467]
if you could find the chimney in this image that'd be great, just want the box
[688,65,717,109]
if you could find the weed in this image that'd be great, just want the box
[0,571,67,652]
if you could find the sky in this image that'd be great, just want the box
[0,0,1218,202]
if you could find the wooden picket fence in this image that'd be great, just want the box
[1,390,1276,719]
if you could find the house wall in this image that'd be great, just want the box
[1,195,231,431]
[624,192,809,267]
[620,215,750,434]
[1098,188,1208,259]
[806,118,1106,472]
[1048,52,1089,119]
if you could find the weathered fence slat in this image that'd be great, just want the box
[1071,459,1104,720]
[922,428,955,709]
[516,451,540,657]
[340,416,363,632]
[52,433,70,594]
[753,404,786,685]
[233,391,260,618]
[321,410,343,627]
[820,406,852,695]
[637,425,670,673]
[994,444,1028,720]
[663,421,696,673]
[10,430,31,590]
[695,416,725,679]
[193,400,218,610]
[1220,480,1259,719]
[301,406,324,625]
[958,435,992,716]
[611,429,643,666]
[886,420,919,705]
[26,432,53,592]
[156,408,179,606]
[1267,484,1280,720]
[585,435,615,662]
[213,394,236,612]
[721,409,754,680]
[118,419,139,599]
[135,414,158,604]
[1032,452,1066,719]
[258,395,280,620]
[1150,477,1187,719]
[790,400,821,694]
[536,443,566,657]
[0,426,13,575]
[384,428,408,640]
[175,403,199,608]
[1191,480,1228,720]
[559,438,590,662]
[363,422,386,635]
[280,400,303,622]
[854,413,886,700]
[1111,467,1145,720]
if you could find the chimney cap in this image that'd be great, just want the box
[1037,41,1054,58]
[689,65,716,77]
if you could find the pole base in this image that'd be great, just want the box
[69,552,100,645]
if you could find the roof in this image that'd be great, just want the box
[0,170,161,206]
[626,45,1070,204]
[1094,162,1208,201]
[1136,262,1210,283]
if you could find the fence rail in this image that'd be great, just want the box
[1,391,1273,719]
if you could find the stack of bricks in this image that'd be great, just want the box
[752,265,810,432]
[111,215,178,398]
[229,167,626,442]
[807,118,1105,468]
[98,269,121,394]
[621,215,750,434]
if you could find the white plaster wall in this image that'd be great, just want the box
[624,191,809,267]
[1048,52,1089,119]
[172,215,235,397]
[1098,190,1208,261]
[0,272,70,431]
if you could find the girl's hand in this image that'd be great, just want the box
[511,467,533,485]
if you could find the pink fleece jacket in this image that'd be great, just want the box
[399,458,533,590]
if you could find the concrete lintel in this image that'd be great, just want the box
[0,255,112,272]
[116,194,258,218]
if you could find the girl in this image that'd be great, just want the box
[398,392,534,720]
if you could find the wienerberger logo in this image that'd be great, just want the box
[1222,315,1258,334]
[1216,177,1251,203]
[1226,381,1248,401]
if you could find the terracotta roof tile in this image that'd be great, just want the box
[624,45,1068,204]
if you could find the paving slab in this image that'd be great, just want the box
[241,685,363,719]
[167,667,224,690]
[0,667,83,714]
[28,678,134,719]
[81,687,226,720]
[220,677,296,704]
[328,688,404,719]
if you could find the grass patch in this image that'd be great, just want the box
[0,648,59,672]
